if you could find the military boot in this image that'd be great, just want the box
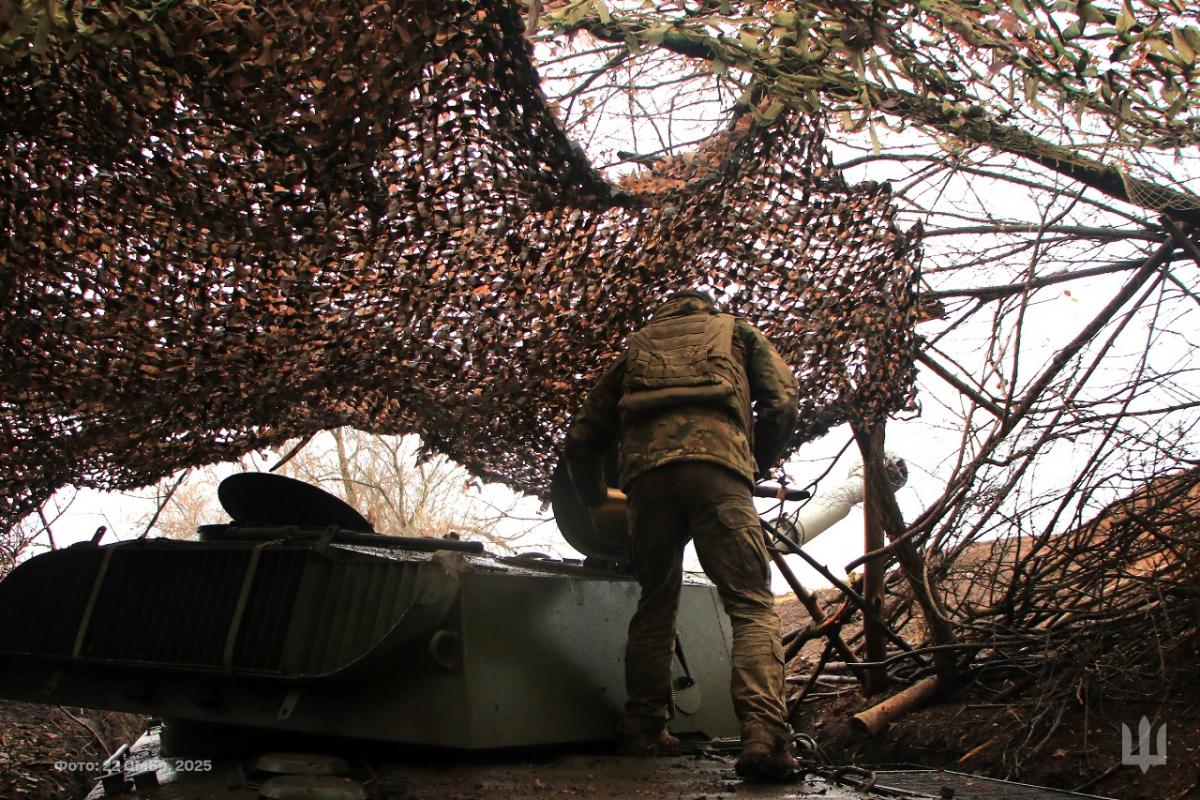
[618,716,682,756]
[735,731,797,782]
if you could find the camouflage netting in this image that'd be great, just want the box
[0,0,920,532]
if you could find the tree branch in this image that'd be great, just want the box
[565,16,1200,225]
[924,257,1151,302]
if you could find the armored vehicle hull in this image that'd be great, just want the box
[0,530,737,748]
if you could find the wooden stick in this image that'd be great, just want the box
[851,675,941,737]
[767,545,866,684]
[853,420,961,688]
[767,521,924,663]
[57,707,111,757]
[860,422,889,695]
[788,641,833,721]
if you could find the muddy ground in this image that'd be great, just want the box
[0,703,1121,800]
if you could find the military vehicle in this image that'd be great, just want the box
[0,470,1111,799]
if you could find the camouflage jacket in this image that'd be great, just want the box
[565,296,799,505]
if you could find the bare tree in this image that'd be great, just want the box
[147,468,218,542]
[0,515,41,579]
[149,431,526,549]
[276,429,519,545]
[1,491,78,577]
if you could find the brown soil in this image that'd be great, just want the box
[779,596,1200,800]
[0,699,146,799]
[791,690,1200,799]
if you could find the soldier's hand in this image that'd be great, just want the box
[589,489,629,536]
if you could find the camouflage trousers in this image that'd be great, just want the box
[622,461,789,745]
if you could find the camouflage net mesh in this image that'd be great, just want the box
[0,0,920,532]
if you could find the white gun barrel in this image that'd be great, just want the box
[781,455,907,547]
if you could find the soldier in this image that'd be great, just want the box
[565,289,800,782]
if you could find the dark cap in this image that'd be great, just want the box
[665,289,717,307]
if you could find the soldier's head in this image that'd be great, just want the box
[667,289,710,304]
[663,289,717,308]
[655,289,719,319]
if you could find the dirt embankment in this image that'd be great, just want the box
[791,688,1200,800]
[778,596,1200,800]
[0,699,146,799]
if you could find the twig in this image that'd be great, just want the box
[915,349,1007,419]
[1072,762,1122,794]
[767,519,925,662]
[269,434,314,472]
[37,506,58,551]
[923,254,1151,302]
[788,641,834,721]
[138,469,191,539]
[1170,776,1200,800]
[767,542,866,682]
[57,707,111,757]
[1161,219,1200,269]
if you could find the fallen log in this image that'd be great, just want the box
[850,675,941,737]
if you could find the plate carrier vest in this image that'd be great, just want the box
[619,312,752,430]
